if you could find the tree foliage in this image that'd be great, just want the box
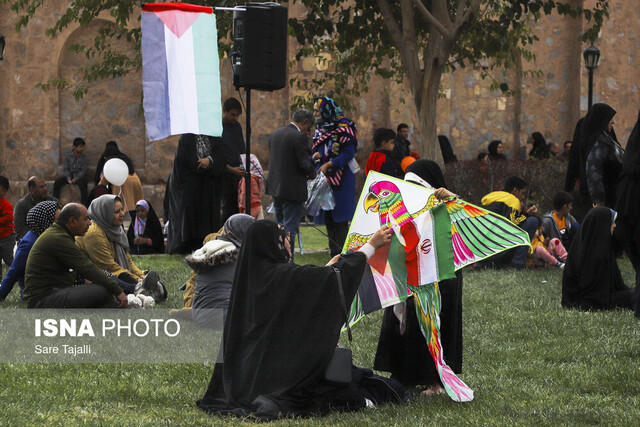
[288,0,609,110]
[3,0,610,157]
[3,0,237,99]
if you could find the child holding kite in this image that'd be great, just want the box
[374,160,462,396]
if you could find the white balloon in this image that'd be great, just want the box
[103,158,129,186]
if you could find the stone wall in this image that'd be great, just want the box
[1,1,639,217]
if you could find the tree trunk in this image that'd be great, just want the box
[414,35,450,166]
[512,48,523,160]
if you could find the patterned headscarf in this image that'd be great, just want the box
[26,201,59,236]
[314,97,356,131]
[312,97,358,187]
[133,200,149,237]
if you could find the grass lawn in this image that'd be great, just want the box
[1,253,639,425]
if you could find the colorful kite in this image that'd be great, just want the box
[141,3,223,141]
[344,172,530,402]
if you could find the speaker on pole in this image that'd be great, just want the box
[232,3,288,91]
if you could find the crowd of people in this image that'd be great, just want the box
[0,136,167,307]
[0,96,637,420]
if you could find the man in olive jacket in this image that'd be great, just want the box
[24,203,128,308]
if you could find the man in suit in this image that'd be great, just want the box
[266,109,316,256]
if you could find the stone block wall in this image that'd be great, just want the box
[1,1,639,217]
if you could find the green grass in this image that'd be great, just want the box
[1,254,639,425]
[298,224,331,252]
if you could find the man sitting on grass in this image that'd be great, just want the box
[23,203,128,308]
[481,176,539,269]
[14,176,58,241]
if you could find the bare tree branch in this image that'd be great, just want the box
[461,0,483,25]
[376,0,405,50]
[410,0,452,38]
[400,0,417,48]
[377,0,423,102]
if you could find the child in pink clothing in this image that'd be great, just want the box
[528,225,568,269]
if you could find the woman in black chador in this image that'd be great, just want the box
[529,132,550,159]
[197,221,399,420]
[561,207,633,311]
[615,110,640,317]
[374,160,462,396]
[579,103,623,209]
[488,140,507,161]
[166,134,225,254]
[127,200,164,255]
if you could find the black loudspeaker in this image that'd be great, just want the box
[232,3,288,91]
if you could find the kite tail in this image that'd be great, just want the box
[412,284,474,402]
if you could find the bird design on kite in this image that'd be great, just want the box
[349,179,530,269]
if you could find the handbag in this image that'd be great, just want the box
[324,266,353,386]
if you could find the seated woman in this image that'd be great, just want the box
[184,214,255,328]
[562,207,633,311]
[127,200,164,255]
[374,160,462,396]
[198,221,398,419]
[0,201,60,301]
[76,195,165,302]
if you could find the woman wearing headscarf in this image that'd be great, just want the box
[373,160,463,395]
[615,110,640,317]
[76,195,162,296]
[312,97,358,257]
[0,201,60,301]
[488,140,507,161]
[185,214,255,329]
[561,207,633,311]
[197,221,394,419]
[167,134,226,254]
[529,132,551,159]
[95,141,144,217]
[579,103,622,209]
[127,200,164,255]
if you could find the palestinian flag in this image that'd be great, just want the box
[141,2,222,141]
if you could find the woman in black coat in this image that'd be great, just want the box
[615,110,640,317]
[580,103,622,209]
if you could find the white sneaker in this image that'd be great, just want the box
[127,294,143,309]
[137,294,155,309]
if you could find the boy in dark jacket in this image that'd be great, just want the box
[365,128,402,178]
[541,191,579,249]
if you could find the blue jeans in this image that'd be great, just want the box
[272,197,304,258]
[104,271,137,294]
[511,216,539,266]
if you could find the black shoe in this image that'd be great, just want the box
[137,270,167,303]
